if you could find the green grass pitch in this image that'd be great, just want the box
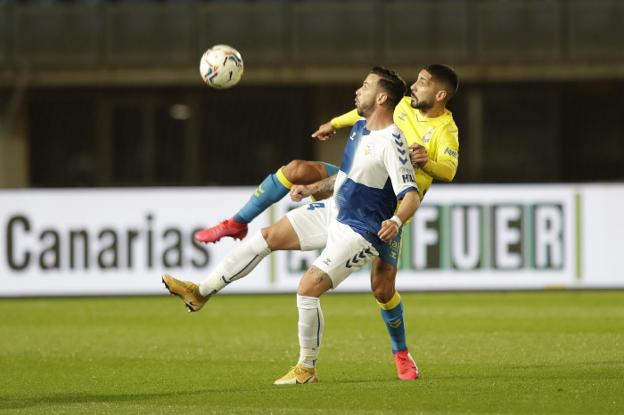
[1,291,623,414]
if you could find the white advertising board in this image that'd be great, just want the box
[1,184,623,297]
[0,188,272,297]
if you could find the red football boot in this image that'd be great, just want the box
[194,218,248,243]
[393,350,419,380]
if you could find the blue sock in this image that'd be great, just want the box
[233,169,291,224]
[379,294,407,353]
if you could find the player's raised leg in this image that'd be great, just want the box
[163,216,301,312]
[371,253,419,380]
[195,160,336,244]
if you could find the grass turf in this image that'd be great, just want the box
[0,291,623,414]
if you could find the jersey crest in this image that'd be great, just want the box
[422,128,434,144]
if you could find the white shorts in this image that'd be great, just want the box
[286,197,378,288]
[286,199,334,251]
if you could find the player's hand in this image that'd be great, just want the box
[378,219,400,243]
[311,121,336,141]
[290,185,313,202]
[409,143,429,167]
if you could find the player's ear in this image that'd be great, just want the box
[377,92,388,105]
[435,89,448,103]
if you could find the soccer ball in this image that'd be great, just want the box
[199,45,244,89]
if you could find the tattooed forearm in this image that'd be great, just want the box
[310,174,336,194]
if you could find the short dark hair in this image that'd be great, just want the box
[425,64,459,101]
[370,66,407,109]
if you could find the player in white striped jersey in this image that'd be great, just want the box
[162,67,421,384]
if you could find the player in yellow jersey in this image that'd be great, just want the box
[320,65,459,199]
[195,64,459,380]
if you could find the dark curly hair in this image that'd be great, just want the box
[370,66,408,109]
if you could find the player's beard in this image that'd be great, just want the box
[411,96,434,111]
[356,106,365,117]
[356,101,372,117]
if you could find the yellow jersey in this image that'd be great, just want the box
[330,96,459,200]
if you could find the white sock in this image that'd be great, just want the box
[296,294,324,368]
[199,232,271,297]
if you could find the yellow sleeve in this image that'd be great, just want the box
[421,123,459,182]
[330,109,360,129]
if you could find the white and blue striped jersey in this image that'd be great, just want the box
[334,119,418,249]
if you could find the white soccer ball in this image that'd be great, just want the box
[199,45,244,89]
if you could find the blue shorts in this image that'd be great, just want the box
[377,232,401,268]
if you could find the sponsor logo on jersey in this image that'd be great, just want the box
[444,147,458,158]
[402,173,416,183]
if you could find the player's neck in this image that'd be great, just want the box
[420,105,445,118]
[365,109,393,131]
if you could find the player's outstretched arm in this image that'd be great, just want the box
[311,121,336,141]
[311,109,361,140]
[378,191,421,243]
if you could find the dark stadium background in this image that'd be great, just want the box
[1,0,623,188]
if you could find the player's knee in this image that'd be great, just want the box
[298,284,324,297]
[260,227,279,250]
[283,159,326,185]
[372,281,395,304]
[371,261,397,303]
[282,159,309,184]
[297,267,332,297]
